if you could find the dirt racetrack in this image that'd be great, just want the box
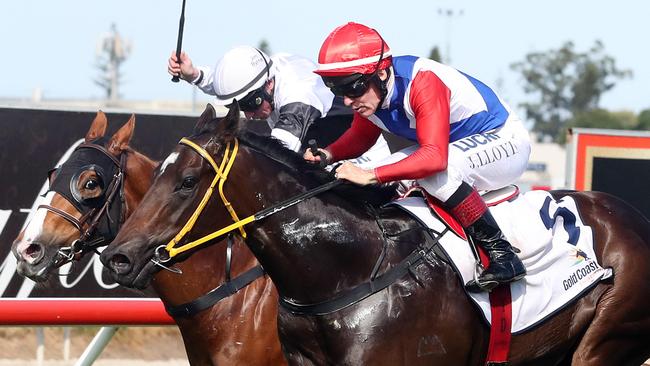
[0,326,188,365]
[2,326,650,365]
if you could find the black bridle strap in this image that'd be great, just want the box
[79,164,123,245]
[77,143,121,166]
[225,234,233,282]
[165,265,264,318]
[279,227,448,316]
[165,234,265,318]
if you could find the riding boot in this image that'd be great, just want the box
[444,182,526,293]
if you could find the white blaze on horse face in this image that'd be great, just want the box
[160,152,179,175]
[15,191,56,261]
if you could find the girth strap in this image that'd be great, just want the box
[279,227,447,316]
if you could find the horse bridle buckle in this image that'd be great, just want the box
[154,245,172,263]
[151,245,183,274]
[55,239,85,266]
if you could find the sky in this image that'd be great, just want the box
[2,0,648,115]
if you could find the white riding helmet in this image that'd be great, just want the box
[212,46,274,106]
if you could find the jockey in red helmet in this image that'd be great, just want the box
[306,22,531,292]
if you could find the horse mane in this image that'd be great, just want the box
[121,146,157,165]
[236,130,398,207]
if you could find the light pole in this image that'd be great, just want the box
[437,8,464,64]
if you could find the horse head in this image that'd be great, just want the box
[11,111,155,282]
[100,103,245,289]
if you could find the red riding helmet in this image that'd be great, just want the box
[315,22,392,77]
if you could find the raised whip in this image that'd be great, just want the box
[171,0,187,82]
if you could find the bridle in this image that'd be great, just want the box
[153,137,342,264]
[154,135,341,317]
[39,141,126,267]
[152,137,245,264]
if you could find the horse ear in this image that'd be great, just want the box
[215,100,242,139]
[85,110,108,142]
[108,114,135,156]
[197,101,242,139]
[193,104,217,134]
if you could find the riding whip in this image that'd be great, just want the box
[171,0,187,82]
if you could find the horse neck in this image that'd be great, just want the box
[150,239,278,364]
[122,149,157,217]
[230,148,387,304]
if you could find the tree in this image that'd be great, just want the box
[568,109,634,130]
[563,109,639,144]
[511,41,631,143]
[429,46,442,63]
[637,109,650,131]
[94,23,131,102]
[258,39,271,55]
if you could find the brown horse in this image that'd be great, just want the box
[11,110,284,366]
[101,102,650,365]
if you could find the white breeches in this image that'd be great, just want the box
[378,116,531,202]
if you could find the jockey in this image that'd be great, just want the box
[305,22,531,292]
[167,46,391,167]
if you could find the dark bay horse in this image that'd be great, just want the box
[11,110,284,366]
[101,103,650,365]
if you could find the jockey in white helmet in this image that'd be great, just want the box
[168,46,391,168]
[304,22,531,292]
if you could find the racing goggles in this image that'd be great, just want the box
[323,74,377,99]
[238,86,270,112]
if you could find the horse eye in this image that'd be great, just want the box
[181,177,197,190]
[85,179,99,190]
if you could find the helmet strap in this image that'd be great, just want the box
[370,29,390,107]
[262,77,275,110]
[376,67,391,107]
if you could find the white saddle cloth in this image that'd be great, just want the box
[391,190,613,334]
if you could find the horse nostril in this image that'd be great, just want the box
[22,243,44,264]
[109,254,132,275]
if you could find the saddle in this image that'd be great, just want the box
[398,184,520,244]
[388,185,611,365]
